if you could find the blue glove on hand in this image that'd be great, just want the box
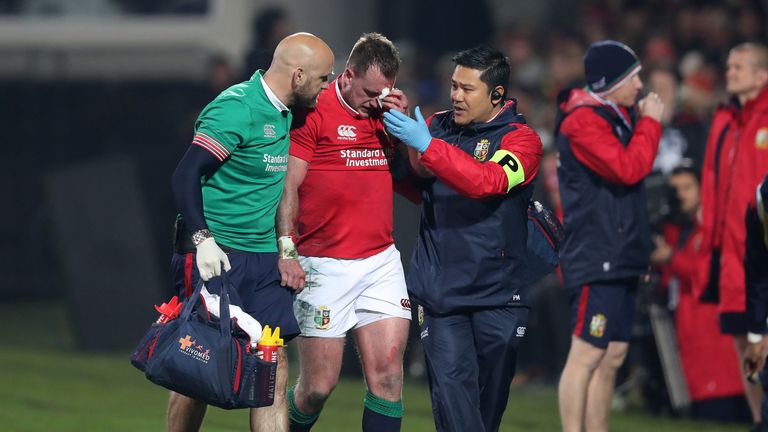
[383,106,432,153]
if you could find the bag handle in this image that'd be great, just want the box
[179,277,205,322]
[178,272,233,339]
[216,272,234,397]
[217,272,232,338]
[177,271,237,396]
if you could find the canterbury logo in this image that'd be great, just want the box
[337,125,357,138]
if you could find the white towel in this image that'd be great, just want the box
[201,285,262,348]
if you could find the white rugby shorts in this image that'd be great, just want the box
[293,244,412,337]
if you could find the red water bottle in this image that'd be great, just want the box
[256,326,283,362]
[154,296,182,324]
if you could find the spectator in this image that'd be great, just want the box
[648,66,706,173]
[651,166,748,423]
[555,40,663,432]
[696,42,768,430]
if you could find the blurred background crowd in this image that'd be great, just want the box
[3,0,767,427]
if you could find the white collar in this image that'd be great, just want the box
[259,72,289,113]
[335,80,360,116]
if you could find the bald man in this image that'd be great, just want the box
[168,32,333,432]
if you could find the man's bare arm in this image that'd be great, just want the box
[276,156,310,292]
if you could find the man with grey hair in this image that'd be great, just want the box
[697,42,768,431]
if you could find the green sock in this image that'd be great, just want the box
[363,389,404,418]
[288,387,320,428]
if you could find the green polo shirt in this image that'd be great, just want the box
[194,70,291,252]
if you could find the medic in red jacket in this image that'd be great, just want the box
[382,45,543,432]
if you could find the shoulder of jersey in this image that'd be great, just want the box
[315,85,337,109]
[218,81,262,104]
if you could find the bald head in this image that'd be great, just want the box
[271,32,333,71]
[263,32,334,108]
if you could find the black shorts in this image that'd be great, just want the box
[171,251,300,341]
[568,278,637,349]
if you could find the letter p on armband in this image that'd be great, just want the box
[490,149,525,192]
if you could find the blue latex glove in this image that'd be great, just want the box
[383,106,432,153]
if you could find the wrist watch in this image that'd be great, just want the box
[191,229,213,247]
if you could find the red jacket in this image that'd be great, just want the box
[659,222,744,401]
[695,87,768,315]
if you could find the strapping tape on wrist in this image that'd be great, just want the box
[278,236,298,260]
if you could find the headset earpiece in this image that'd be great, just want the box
[491,89,503,101]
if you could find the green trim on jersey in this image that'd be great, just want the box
[194,71,291,252]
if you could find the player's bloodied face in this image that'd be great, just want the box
[342,66,394,118]
[450,65,497,125]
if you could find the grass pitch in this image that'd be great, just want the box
[0,300,746,431]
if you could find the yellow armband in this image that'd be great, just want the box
[490,149,525,192]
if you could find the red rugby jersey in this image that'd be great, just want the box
[290,80,396,259]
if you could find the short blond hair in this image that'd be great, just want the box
[731,42,768,71]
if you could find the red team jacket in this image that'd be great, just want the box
[407,101,543,313]
[695,87,768,316]
[659,223,744,401]
[555,89,660,287]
